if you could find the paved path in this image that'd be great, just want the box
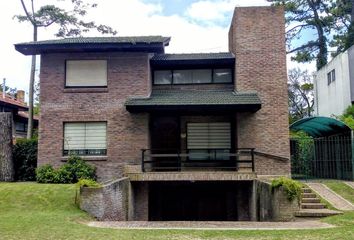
[87,219,334,230]
[344,181,354,189]
[307,183,354,211]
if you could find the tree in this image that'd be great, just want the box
[338,105,354,129]
[268,0,335,70]
[330,0,354,54]
[0,113,14,182]
[288,68,314,124]
[15,0,116,139]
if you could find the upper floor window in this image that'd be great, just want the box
[65,60,107,87]
[154,68,232,85]
[63,122,107,156]
[327,69,335,85]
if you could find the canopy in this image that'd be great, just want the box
[290,116,351,138]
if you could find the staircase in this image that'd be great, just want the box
[295,187,342,217]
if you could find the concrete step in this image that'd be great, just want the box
[301,198,321,203]
[295,209,343,218]
[302,193,317,198]
[301,203,326,209]
[302,188,312,193]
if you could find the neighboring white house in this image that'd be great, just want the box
[314,45,354,117]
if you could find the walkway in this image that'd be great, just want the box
[87,219,334,230]
[306,183,354,211]
[345,181,354,189]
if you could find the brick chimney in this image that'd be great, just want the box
[17,90,25,103]
[228,6,290,175]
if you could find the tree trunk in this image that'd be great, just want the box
[27,25,37,139]
[0,112,14,181]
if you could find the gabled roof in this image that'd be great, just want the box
[125,90,261,113]
[15,36,171,55]
[150,52,235,67]
[0,93,28,110]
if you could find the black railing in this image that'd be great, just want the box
[141,148,255,172]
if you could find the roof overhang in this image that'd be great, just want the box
[125,90,261,113]
[15,36,171,55]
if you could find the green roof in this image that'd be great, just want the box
[125,90,261,112]
[290,117,351,137]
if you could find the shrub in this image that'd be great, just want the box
[271,177,302,201]
[35,155,96,184]
[77,178,101,188]
[36,165,57,183]
[13,138,38,181]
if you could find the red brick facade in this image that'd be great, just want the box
[38,6,290,181]
[39,52,151,181]
[229,6,290,176]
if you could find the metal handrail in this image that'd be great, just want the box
[141,148,255,172]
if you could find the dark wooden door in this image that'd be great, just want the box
[150,116,180,170]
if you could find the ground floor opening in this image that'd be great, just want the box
[147,181,254,221]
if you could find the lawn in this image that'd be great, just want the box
[322,180,354,204]
[1,182,354,240]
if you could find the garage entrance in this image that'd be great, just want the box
[148,181,253,221]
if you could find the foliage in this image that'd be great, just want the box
[330,0,354,55]
[13,138,38,181]
[36,155,96,183]
[291,132,314,178]
[337,105,354,129]
[77,178,101,188]
[268,0,336,69]
[288,68,314,124]
[36,164,57,183]
[1,183,354,239]
[271,177,302,201]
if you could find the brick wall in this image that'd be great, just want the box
[229,6,290,176]
[38,52,151,182]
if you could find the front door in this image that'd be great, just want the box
[150,116,180,170]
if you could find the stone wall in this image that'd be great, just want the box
[79,177,130,221]
[256,180,300,221]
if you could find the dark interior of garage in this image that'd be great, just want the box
[148,181,253,221]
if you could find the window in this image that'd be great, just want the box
[187,122,231,160]
[66,60,107,87]
[15,122,27,132]
[327,69,335,85]
[63,122,107,156]
[213,69,232,83]
[153,68,232,85]
[154,70,172,84]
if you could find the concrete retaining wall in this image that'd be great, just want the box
[256,181,300,221]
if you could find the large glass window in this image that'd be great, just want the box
[153,68,232,85]
[63,122,107,156]
[66,60,107,87]
[187,122,231,160]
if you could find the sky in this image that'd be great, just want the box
[0,0,315,98]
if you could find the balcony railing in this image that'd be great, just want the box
[141,148,255,172]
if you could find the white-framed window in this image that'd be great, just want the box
[63,122,107,156]
[187,122,231,160]
[65,60,107,87]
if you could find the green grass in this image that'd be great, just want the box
[322,180,354,204]
[1,182,354,240]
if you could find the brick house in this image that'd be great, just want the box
[0,90,39,138]
[15,6,291,221]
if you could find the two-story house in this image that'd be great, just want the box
[15,6,291,221]
[314,44,354,117]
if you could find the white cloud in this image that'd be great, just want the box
[186,0,270,22]
[0,0,314,96]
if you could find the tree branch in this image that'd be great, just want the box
[20,0,35,25]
